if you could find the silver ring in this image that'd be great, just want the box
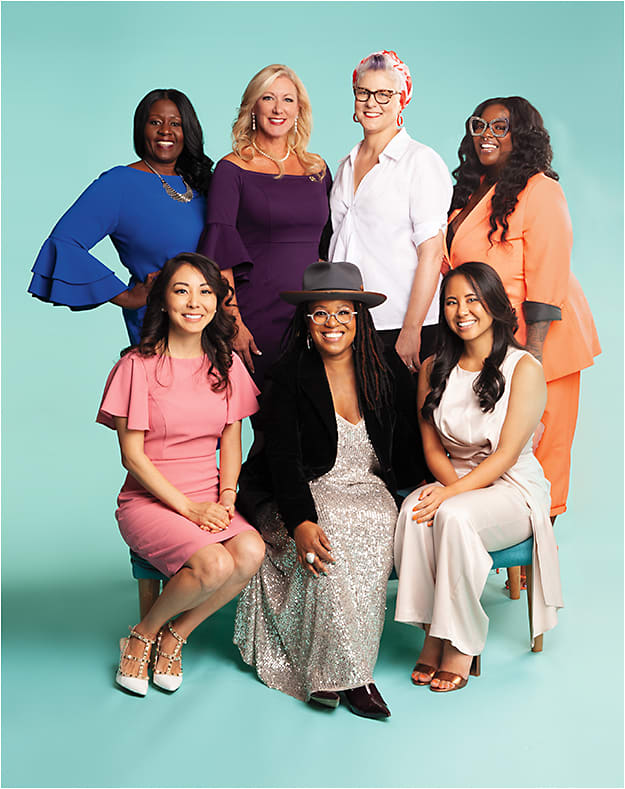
[305,551,316,564]
[407,362,414,369]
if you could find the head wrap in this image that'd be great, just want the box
[352,50,413,109]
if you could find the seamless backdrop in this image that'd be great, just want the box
[2,2,623,788]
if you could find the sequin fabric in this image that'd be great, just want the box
[233,414,398,701]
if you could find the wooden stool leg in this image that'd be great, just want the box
[525,564,543,652]
[507,566,521,599]
[138,578,161,620]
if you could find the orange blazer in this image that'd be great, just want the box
[448,173,600,382]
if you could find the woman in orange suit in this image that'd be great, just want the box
[447,96,600,525]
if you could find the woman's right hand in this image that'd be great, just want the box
[232,315,262,373]
[185,500,232,533]
[111,271,159,310]
[294,521,335,577]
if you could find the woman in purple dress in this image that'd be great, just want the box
[198,64,331,386]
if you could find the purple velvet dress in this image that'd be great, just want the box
[198,159,331,385]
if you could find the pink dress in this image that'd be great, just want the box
[96,351,260,577]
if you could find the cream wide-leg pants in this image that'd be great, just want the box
[394,482,532,656]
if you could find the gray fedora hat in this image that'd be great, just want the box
[280,261,386,307]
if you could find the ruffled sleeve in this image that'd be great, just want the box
[226,354,260,424]
[197,160,253,277]
[29,169,128,309]
[96,353,150,431]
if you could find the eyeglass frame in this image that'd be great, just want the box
[306,309,358,326]
[468,115,510,138]
[353,86,401,105]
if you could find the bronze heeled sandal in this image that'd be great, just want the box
[153,620,187,692]
[411,663,437,686]
[430,655,481,693]
[116,627,155,696]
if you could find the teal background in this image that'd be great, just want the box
[2,2,622,787]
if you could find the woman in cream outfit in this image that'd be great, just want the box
[394,262,562,692]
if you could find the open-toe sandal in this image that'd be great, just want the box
[411,663,437,686]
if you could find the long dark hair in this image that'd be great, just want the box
[422,262,523,421]
[133,89,213,194]
[450,96,558,245]
[122,253,236,392]
[281,301,392,412]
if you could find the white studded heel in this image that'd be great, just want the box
[153,621,187,692]
[116,627,154,696]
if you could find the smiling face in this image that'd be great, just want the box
[164,263,217,339]
[354,68,401,135]
[253,75,299,141]
[143,98,184,169]
[307,299,357,361]
[443,274,494,344]
[472,103,513,172]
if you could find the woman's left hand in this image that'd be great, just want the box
[411,484,452,526]
[219,489,236,518]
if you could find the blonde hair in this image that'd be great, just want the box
[232,64,326,180]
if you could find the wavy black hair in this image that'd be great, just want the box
[281,301,392,412]
[122,253,236,393]
[450,96,558,245]
[422,262,523,422]
[133,89,213,194]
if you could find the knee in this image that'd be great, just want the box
[433,497,473,536]
[232,532,266,581]
[188,548,235,592]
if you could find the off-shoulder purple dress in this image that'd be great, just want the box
[198,160,331,385]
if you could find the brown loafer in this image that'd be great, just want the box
[343,684,391,719]
[411,662,437,686]
[309,690,340,708]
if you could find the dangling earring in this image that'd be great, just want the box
[251,112,256,131]
[306,333,312,351]
[294,116,298,136]
[396,111,404,128]
[161,307,167,312]
[353,112,359,123]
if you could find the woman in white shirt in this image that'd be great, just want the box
[329,50,452,485]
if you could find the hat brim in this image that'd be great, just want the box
[280,289,386,308]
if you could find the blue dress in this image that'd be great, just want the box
[28,166,207,344]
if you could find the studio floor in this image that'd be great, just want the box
[2,521,622,789]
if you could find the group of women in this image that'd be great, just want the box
[29,50,600,716]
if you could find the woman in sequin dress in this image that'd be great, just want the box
[234,262,410,719]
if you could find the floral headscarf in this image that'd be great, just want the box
[352,50,413,110]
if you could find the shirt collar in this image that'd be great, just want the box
[345,127,411,167]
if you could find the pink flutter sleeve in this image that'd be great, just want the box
[226,354,260,424]
[96,353,150,431]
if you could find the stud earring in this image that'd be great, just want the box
[251,113,256,131]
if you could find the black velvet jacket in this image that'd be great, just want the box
[237,349,419,534]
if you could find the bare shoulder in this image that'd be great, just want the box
[511,352,546,391]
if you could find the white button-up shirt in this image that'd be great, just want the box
[329,128,452,330]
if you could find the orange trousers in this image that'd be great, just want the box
[534,372,581,517]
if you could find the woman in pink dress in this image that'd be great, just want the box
[97,253,265,696]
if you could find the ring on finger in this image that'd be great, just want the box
[305,551,316,564]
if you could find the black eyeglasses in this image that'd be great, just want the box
[353,87,400,105]
[307,309,357,325]
[469,116,510,138]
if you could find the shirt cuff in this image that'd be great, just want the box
[522,301,562,322]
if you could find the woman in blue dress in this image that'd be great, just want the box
[28,89,213,344]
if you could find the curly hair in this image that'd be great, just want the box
[122,253,237,393]
[133,89,214,195]
[280,301,392,412]
[450,96,558,244]
[422,262,523,422]
[231,64,326,180]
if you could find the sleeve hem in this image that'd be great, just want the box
[523,301,562,322]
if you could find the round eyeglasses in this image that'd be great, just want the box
[307,309,357,325]
[469,116,510,138]
[353,87,400,105]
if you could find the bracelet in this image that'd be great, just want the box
[220,487,237,495]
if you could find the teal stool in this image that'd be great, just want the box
[130,550,169,619]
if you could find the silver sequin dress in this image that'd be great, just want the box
[233,413,398,701]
